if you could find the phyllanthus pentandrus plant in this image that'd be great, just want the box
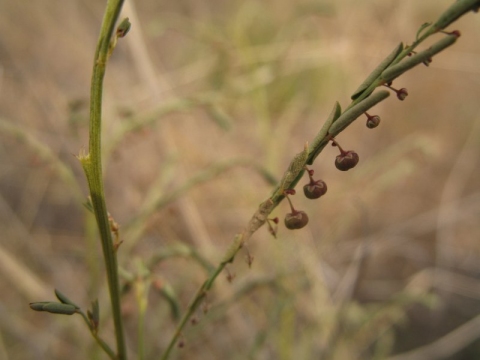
[28,1,480,359]
[275,7,469,232]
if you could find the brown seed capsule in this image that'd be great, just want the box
[330,138,360,171]
[284,211,309,229]
[366,113,381,129]
[283,190,309,230]
[396,88,408,101]
[335,151,359,171]
[303,180,327,199]
[384,84,408,101]
[303,167,327,199]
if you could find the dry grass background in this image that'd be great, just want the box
[1,0,480,359]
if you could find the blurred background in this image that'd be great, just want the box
[1,0,480,359]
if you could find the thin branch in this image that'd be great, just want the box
[78,0,127,358]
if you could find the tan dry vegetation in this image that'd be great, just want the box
[1,0,480,359]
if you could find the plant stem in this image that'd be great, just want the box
[135,279,148,360]
[78,311,117,360]
[80,0,126,358]
[160,205,273,359]
[160,261,229,360]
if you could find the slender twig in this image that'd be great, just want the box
[134,273,149,360]
[160,256,233,360]
[78,311,117,360]
[78,0,127,358]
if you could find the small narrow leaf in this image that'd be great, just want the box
[87,299,100,330]
[433,0,480,30]
[82,197,94,214]
[307,101,341,165]
[328,90,390,136]
[42,302,77,315]
[416,22,433,40]
[351,43,403,100]
[29,302,51,312]
[55,289,80,309]
[381,34,457,83]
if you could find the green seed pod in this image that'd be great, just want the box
[42,302,77,315]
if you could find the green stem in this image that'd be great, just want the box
[160,262,228,360]
[80,0,126,359]
[135,279,149,360]
[78,311,117,360]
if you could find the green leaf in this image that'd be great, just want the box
[416,22,432,41]
[82,197,94,214]
[328,90,390,136]
[380,34,458,83]
[87,299,100,330]
[307,101,341,165]
[351,43,403,100]
[433,0,480,30]
[29,302,51,312]
[42,302,77,315]
[55,289,80,309]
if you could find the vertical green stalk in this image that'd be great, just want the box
[135,279,149,360]
[79,0,126,359]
